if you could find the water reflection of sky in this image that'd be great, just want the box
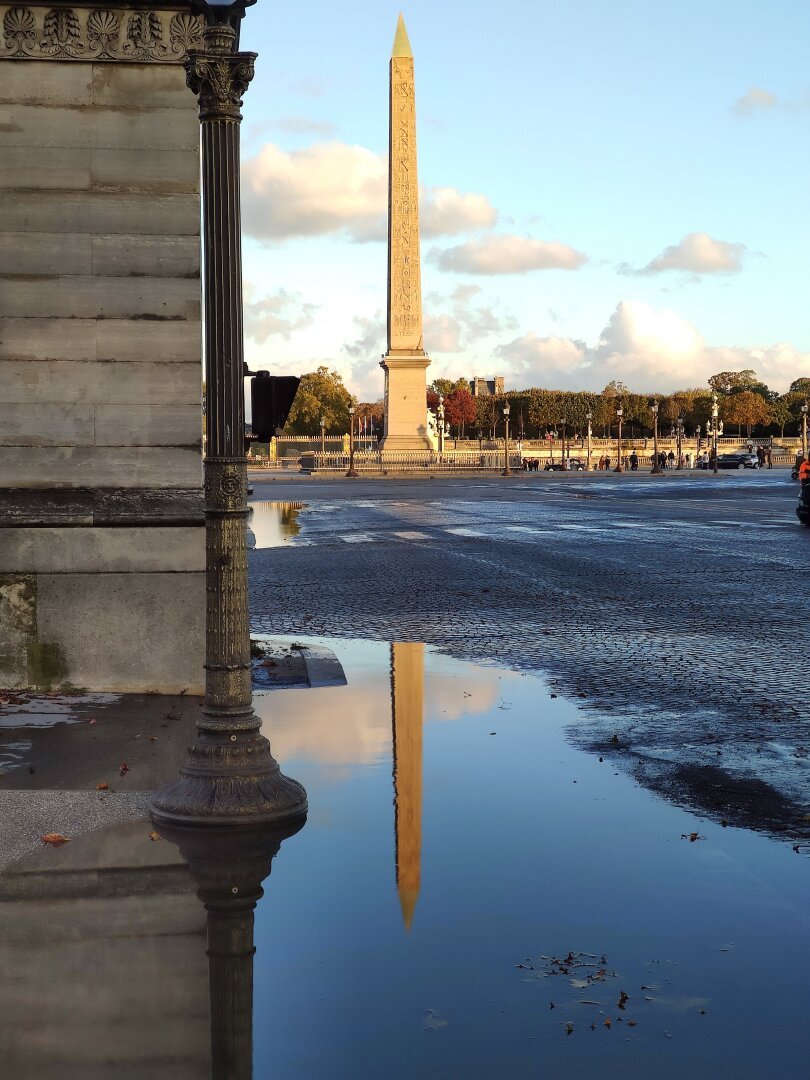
[248,501,305,549]
[251,638,810,1079]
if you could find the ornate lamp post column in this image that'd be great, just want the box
[695,424,701,460]
[559,417,567,469]
[320,416,326,454]
[801,401,808,459]
[437,396,445,455]
[708,392,722,475]
[502,402,511,476]
[614,405,624,473]
[151,0,306,828]
[676,418,685,469]
[650,400,661,474]
[346,405,358,477]
[585,410,592,471]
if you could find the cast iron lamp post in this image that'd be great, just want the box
[585,410,592,471]
[695,424,701,459]
[558,418,567,469]
[614,405,624,473]
[319,416,326,454]
[346,405,358,476]
[650,400,661,474]
[437,396,445,454]
[151,0,306,827]
[502,402,511,476]
[707,392,722,475]
[676,418,685,469]
[801,401,808,459]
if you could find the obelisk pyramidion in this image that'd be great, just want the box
[379,14,432,452]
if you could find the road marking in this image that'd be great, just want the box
[394,531,431,541]
[445,527,486,537]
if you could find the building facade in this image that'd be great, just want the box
[0,0,205,692]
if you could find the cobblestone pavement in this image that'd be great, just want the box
[249,470,810,842]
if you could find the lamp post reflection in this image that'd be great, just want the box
[159,819,305,1080]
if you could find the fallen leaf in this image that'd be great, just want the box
[149,831,161,842]
[96,782,109,791]
[565,1022,574,1036]
[88,719,97,726]
[149,736,157,742]
[41,833,70,846]
[603,1018,612,1029]
[628,1020,638,1028]
[119,763,129,776]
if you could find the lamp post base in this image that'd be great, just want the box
[502,468,511,477]
[345,467,359,477]
[614,466,624,473]
[151,721,308,828]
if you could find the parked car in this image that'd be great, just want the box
[544,458,586,472]
[718,453,760,469]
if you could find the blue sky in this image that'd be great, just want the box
[236,1,810,399]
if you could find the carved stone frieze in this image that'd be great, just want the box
[1,4,203,61]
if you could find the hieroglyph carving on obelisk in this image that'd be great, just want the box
[379,14,432,451]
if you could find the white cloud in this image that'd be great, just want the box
[432,234,587,275]
[241,141,497,244]
[495,300,809,393]
[732,87,778,116]
[421,188,497,236]
[243,284,316,343]
[638,232,746,275]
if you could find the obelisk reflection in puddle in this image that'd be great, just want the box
[391,642,424,930]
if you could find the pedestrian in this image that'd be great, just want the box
[630,451,639,471]
[604,455,610,470]
[757,446,765,468]
[667,450,675,469]
[799,456,810,482]
[766,447,773,469]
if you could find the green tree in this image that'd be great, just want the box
[708,369,758,394]
[789,377,810,394]
[284,366,353,434]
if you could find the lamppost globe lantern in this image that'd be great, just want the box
[503,402,510,418]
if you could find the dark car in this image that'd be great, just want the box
[545,458,586,472]
[715,453,760,469]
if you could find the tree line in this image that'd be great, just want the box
[280,366,810,441]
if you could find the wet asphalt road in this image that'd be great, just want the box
[248,469,810,844]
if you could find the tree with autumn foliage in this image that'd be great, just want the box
[443,387,477,437]
[720,390,772,436]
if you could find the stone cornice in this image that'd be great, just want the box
[1,2,204,62]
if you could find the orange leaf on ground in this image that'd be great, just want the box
[149,831,161,842]
[119,763,129,775]
[96,782,109,791]
[41,833,70,846]
[603,1018,612,1029]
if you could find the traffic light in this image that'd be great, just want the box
[250,372,301,442]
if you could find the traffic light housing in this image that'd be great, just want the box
[250,372,300,442]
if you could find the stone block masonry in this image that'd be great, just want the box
[0,1,205,692]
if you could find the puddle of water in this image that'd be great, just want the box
[248,501,306,548]
[3,638,807,1078]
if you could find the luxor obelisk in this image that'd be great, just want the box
[379,14,432,452]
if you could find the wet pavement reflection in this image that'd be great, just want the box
[247,501,305,549]
[1,638,808,1078]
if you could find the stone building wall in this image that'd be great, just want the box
[0,1,206,692]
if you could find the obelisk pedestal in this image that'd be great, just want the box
[379,15,431,453]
